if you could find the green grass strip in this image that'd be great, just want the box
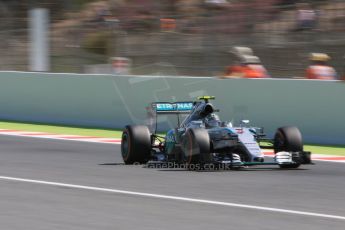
[304,145,345,156]
[260,141,345,156]
[0,121,344,156]
[0,121,122,138]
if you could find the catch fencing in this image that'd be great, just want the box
[0,1,345,77]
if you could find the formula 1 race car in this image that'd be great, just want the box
[121,96,312,170]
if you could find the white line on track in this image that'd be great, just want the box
[1,175,345,221]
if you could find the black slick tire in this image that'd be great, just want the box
[274,126,303,169]
[182,128,211,168]
[121,125,151,164]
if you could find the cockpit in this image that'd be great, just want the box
[204,113,221,128]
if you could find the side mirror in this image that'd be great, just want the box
[241,120,250,125]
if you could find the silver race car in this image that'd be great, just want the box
[121,96,312,170]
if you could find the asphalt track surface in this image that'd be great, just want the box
[1,135,345,230]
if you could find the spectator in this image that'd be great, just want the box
[222,47,270,79]
[294,2,317,31]
[204,0,229,10]
[224,55,270,79]
[160,18,176,32]
[305,53,337,80]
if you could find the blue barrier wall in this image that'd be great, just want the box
[0,71,344,145]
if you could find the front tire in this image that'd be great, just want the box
[121,125,151,164]
[274,126,303,169]
[182,128,212,167]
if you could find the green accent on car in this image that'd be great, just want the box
[164,129,176,155]
[197,96,215,101]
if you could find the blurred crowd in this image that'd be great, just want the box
[0,0,344,77]
[76,0,344,34]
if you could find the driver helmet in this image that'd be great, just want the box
[205,113,221,128]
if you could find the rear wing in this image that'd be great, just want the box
[147,101,194,133]
[151,102,194,114]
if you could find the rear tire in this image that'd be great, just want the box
[274,126,303,169]
[121,125,151,164]
[182,128,211,168]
